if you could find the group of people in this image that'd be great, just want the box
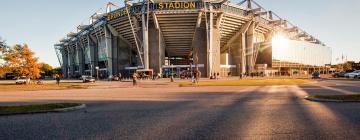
[210,72,220,80]
[108,73,123,81]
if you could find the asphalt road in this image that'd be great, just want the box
[0,80,359,140]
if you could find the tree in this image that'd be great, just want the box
[0,37,5,49]
[52,67,62,75]
[0,37,7,76]
[335,64,343,71]
[39,62,53,76]
[2,44,40,79]
[0,66,7,76]
[343,63,352,71]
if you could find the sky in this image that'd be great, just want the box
[0,0,359,67]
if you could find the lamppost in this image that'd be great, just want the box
[67,66,70,79]
[95,66,99,80]
[90,64,93,77]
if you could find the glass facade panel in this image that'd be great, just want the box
[98,37,107,62]
[84,46,91,64]
[272,39,331,66]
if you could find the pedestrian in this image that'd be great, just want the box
[55,74,60,85]
[217,72,220,80]
[191,75,196,84]
[196,69,201,83]
[132,73,138,86]
[158,73,162,79]
[170,73,174,82]
[119,73,122,81]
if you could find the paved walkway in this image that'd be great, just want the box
[0,80,359,139]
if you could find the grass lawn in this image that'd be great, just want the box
[0,103,82,115]
[179,79,313,87]
[0,81,94,91]
[310,94,360,101]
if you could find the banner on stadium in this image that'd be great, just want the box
[107,1,204,21]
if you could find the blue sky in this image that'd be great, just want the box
[0,0,359,67]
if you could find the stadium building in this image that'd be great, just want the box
[54,0,331,78]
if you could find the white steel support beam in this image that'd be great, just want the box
[107,24,132,47]
[222,20,253,52]
[251,8,261,13]
[106,24,119,36]
[255,11,267,16]
[208,4,214,77]
[196,12,202,28]
[270,20,283,26]
[152,12,160,29]
[240,33,246,75]
[284,27,298,33]
[215,13,223,29]
[142,6,149,69]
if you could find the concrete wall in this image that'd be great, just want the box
[229,36,243,76]
[112,36,119,75]
[193,26,208,77]
[148,22,165,74]
[211,28,221,75]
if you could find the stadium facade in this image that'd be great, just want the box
[54,0,331,78]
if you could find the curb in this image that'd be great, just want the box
[304,96,360,103]
[53,104,86,112]
[0,103,86,116]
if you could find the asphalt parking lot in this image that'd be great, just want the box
[0,79,359,140]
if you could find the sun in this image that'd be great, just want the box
[272,35,289,48]
[272,35,290,60]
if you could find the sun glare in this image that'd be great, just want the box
[272,35,289,48]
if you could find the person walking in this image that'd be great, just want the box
[55,74,60,86]
[196,69,201,83]
[132,73,138,86]
[119,73,122,81]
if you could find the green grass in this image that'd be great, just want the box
[0,103,82,115]
[311,94,360,101]
[179,79,312,87]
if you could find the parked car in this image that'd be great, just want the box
[332,71,346,78]
[344,70,360,78]
[15,76,27,84]
[82,76,96,83]
[312,71,321,79]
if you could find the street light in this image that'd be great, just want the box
[90,64,93,77]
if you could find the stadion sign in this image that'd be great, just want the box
[107,1,203,21]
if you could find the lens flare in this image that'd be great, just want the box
[272,35,289,48]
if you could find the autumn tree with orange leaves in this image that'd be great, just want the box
[1,44,40,78]
[0,37,7,76]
